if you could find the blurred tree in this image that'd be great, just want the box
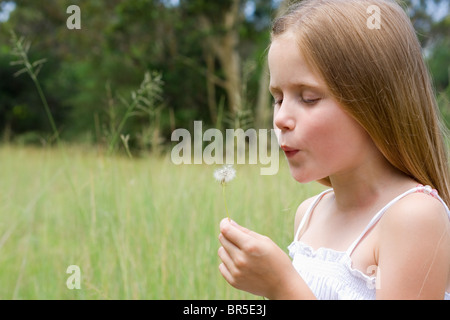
[0,0,447,148]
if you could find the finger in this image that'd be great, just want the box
[218,232,240,258]
[218,245,236,275]
[229,220,264,239]
[220,219,261,249]
[218,262,235,287]
[220,220,252,249]
[220,218,263,239]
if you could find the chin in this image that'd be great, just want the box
[290,166,330,186]
[289,168,313,184]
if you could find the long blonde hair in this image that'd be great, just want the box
[271,0,450,205]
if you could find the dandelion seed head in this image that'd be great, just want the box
[214,165,236,184]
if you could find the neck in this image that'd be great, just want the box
[328,151,416,213]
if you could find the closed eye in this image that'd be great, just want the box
[272,99,283,107]
[301,97,321,105]
[272,97,321,107]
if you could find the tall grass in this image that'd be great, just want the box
[0,145,324,299]
[4,31,327,299]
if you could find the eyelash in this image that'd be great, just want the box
[302,98,321,105]
[273,99,282,107]
[272,97,321,107]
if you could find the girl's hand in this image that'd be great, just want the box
[218,218,314,299]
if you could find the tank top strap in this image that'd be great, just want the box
[294,188,334,241]
[345,185,450,256]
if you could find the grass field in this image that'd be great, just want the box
[0,144,325,299]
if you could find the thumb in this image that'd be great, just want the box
[229,219,265,240]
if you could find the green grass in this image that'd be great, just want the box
[0,144,324,299]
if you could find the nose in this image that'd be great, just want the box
[273,101,295,132]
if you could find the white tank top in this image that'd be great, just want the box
[288,185,450,300]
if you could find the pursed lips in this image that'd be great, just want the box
[280,145,299,158]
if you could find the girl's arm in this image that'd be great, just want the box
[218,218,316,300]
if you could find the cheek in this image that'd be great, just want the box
[302,107,370,165]
[303,112,342,150]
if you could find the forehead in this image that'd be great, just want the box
[268,32,325,92]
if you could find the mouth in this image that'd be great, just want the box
[280,145,299,158]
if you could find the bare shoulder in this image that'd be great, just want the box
[293,194,321,237]
[380,192,450,235]
[376,192,450,299]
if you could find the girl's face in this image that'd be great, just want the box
[269,32,376,183]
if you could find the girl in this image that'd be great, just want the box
[218,0,450,299]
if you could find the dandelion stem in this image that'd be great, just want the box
[221,182,230,221]
[214,165,235,221]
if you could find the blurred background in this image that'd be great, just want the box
[0,0,449,154]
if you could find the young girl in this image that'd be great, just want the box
[218,0,450,299]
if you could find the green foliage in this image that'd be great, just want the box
[426,37,450,127]
[105,70,165,156]
[428,38,450,91]
[0,0,448,148]
[9,30,59,143]
[437,85,450,129]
